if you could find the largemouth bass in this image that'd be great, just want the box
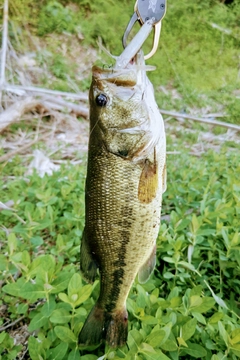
[79,51,166,347]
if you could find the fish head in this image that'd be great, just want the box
[89,52,165,161]
[90,55,148,129]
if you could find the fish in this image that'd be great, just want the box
[79,50,166,348]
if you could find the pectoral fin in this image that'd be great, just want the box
[80,228,98,283]
[138,156,158,204]
[138,245,156,284]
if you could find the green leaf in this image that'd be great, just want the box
[183,343,207,358]
[140,351,169,360]
[54,326,77,343]
[176,219,190,231]
[182,318,197,341]
[0,254,7,271]
[163,272,175,279]
[75,307,87,316]
[68,348,81,360]
[168,287,179,300]
[221,228,230,250]
[231,333,240,345]
[204,280,228,310]
[190,297,215,313]
[146,330,166,347]
[191,311,206,325]
[231,343,240,357]
[169,297,181,308]
[21,250,31,267]
[28,313,48,332]
[161,339,178,352]
[177,337,188,347]
[8,233,17,256]
[51,273,72,293]
[2,279,24,297]
[230,231,240,247]
[28,336,42,360]
[48,342,68,360]
[151,351,171,360]
[218,321,229,347]
[140,342,156,353]
[30,236,44,246]
[161,323,172,343]
[140,315,158,325]
[189,286,202,297]
[50,309,72,324]
[68,273,82,297]
[19,283,46,302]
[74,284,92,307]
[208,312,224,324]
[17,303,28,314]
[191,214,200,233]
[163,257,176,264]
[178,261,197,272]
[41,297,56,317]
[127,329,143,351]
[28,255,56,278]
[59,292,71,304]
[0,332,7,343]
[189,295,202,308]
[136,284,150,308]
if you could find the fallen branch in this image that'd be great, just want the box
[0,96,41,132]
[5,84,88,101]
[0,135,45,162]
[0,200,15,211]
[0,315,25,332]
[159,109,240,132]
[42,96,89,118]
[0,0,9,104]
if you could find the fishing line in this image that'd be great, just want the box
[161,41,196,108]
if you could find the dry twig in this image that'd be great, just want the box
[0,0,9,104]
[42,96,89,118]
[5,84,88,101]
[160,109,240,132]
[0,135,46,162]
[0,315,25,332]
[0,96,41,132]
[0,200,15,211]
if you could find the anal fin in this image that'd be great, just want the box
[138,244,156,284]
[80,228,98,283]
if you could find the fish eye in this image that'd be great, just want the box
[96,93,108,107]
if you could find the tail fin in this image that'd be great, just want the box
[78,304,128,348]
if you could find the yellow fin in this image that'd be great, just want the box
[138,156,158,204]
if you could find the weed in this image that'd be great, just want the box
[0,145,240,359]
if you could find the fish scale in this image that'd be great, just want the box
[79,51,166,347]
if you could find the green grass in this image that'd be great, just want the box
[0,143,240,359]
[8,0,240,123]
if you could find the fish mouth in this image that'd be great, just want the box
[92,51,147,88]
[92,66,137,87]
